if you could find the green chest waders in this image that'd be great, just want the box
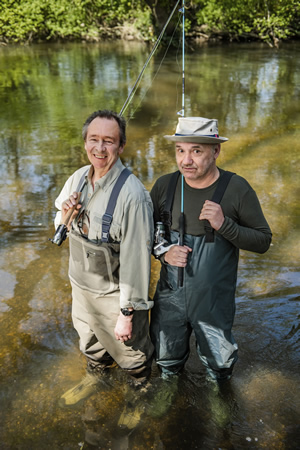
[151,171,239,379]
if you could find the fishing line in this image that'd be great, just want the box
[119,0,181,117]
[126,15,181,121]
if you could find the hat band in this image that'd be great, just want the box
[175,133,220,138]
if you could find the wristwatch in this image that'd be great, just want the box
[120,308,134,316]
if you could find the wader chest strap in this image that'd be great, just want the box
[101,168,132,243]
[204,171,235,243]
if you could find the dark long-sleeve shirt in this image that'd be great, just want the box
[150,168,272,254]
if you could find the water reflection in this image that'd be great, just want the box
[0,41,299,448]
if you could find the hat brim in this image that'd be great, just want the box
[164,135,228,144]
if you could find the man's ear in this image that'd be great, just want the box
[214,144,221,159]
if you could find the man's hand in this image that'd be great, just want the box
[164,245,192,267]
[199,200,224,230]
[61,191,82,227]
[114,314,133,343]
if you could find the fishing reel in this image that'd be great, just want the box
[49,192,82,247]
[153,222,175,258]
[48,224,68,246]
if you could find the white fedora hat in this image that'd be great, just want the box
[164,117,228,144]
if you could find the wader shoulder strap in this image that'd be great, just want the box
[101,168,132,243]
[204,170,235,243]
[161,171,180,236]
[71,167,90,224]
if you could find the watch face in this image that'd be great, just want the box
[121,308,133,316]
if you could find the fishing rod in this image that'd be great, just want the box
[49,3,182,247]
[119,0,181,117]
[178,174,185,287]
[178,0,185,288]
[178,0,185,118]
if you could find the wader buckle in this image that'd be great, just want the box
[102,213,113,225]
[101,213,113,242]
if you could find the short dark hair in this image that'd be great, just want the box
[82,110,126,147]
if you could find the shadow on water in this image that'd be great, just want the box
[0,40,299,448]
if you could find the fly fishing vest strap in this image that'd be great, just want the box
[162,170,235,243]
[204,170,235,242]
[101,168,132,243]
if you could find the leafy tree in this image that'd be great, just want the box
[0,0,299,44]
[0,0,153,43]
[193,0,300,46]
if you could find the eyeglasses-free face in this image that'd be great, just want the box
[84,117,124,180]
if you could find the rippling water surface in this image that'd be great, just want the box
[0,40,299,449]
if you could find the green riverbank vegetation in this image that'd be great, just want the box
[0,0,299,47]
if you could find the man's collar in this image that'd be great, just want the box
[88,158,125,191]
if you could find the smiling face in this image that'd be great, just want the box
[175,142,221,188]
[84,117,124,180]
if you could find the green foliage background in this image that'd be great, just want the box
[0,0,299,45]
[195,0,300,44]
[0,0,153,43]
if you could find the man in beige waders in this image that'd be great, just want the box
[54,110,154,423]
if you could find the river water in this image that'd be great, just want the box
[0,40,299,449]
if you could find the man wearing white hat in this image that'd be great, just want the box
[150,116,272,382]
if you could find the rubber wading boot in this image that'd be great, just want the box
[87,359,118,374]
[147,376,178,419]
[118,401,145,430]
[59,373,99,407]
[117,381,151,430]
[206,379,231,428]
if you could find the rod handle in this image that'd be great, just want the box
[178,212,185,287]
[61,192,81,226]
[178,267,184,287]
